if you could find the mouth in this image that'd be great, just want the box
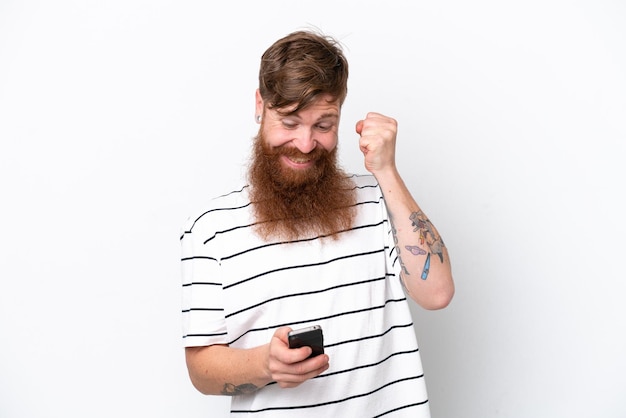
[282,155,314,169]
[288,155,312,164]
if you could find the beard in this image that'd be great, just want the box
[248,131,356,241]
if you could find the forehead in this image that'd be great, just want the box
[274,94,340,118]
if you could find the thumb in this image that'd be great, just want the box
[274,326,293,344]
[355,120,364,135]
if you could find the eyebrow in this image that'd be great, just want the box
[282,110,339,121]
[299,112,338,123]
[317,112,339,120]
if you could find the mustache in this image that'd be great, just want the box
[264,143,328,160]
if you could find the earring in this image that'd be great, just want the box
[255,115,262,123]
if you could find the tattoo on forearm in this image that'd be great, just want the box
[221,383,258,396]
[391,221,410,276]
[409,211,445,263]
[392,211,446,282]
[421,253,431,280]
[405,245,426,256]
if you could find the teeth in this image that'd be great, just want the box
[289,157,309,163]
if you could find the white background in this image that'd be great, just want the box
[1,1,625,417]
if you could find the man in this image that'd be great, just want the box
[180,30,454,417]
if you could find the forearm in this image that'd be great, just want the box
[375,167,455,309]
[185,344,272,396]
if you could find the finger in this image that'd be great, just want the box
[274,326,292,344]
[285,352,329,375]
[355,119,364,135]
[286,346,314,363]
[359,136,370,155]
[274,355,330,387]
[271,327,314,364]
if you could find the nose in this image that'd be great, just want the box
[293,128,317,154]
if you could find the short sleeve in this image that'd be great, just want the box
[380,189,403,280]
[180,215,229,347]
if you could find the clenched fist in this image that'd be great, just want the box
[355,112,398,175]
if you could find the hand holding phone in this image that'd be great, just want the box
[287,325,324,358]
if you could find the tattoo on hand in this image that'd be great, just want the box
[221,383,258,396]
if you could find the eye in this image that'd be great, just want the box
[315,123,333,132]
[281,119,298,129]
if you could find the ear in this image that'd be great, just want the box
[255,89,264,118]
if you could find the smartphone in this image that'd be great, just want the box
[288,325,324,358]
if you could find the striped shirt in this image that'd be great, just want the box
[180,174,430,417]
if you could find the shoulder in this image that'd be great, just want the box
[180,185,251,238]
[350,173,378,186]
[348,173,383,200]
